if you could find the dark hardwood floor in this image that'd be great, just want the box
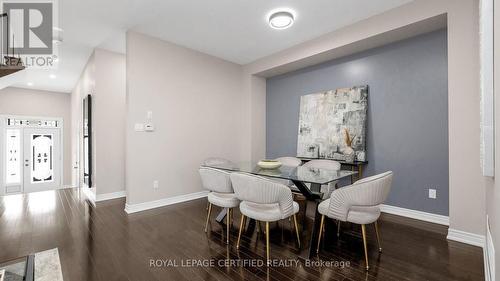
[0,189,484,281]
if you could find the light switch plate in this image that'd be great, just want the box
[134,123,144,132]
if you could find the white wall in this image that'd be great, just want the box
[71,49,126,198]
[126,31,245,206]
[0,87,72,186]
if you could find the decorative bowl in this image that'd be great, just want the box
[257,160,282,169]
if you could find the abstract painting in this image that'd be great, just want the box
[297,86,368,161]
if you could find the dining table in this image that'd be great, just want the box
[202,161,358,259]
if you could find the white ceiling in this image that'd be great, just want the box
[2,0,412,93]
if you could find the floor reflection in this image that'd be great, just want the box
[2,194,24,218]
[27,190,56,214]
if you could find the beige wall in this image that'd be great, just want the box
[94,49,126,195]
[243,0,486,236]
[126,31,245,205]
[0,87,72,186]
[240,72,266,163]
[71,53,96,195]
[487,0,500,276]
[447,0,485,236]
[71,49,126,197]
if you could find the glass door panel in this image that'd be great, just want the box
[30,134,54,183]
[5,129,21,185]
[23,128,60,193]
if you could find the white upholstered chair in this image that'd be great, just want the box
[316,171,393,270]
[199,167,240,244]
[230,172,301,264]
[201,157,237,211]
[303,159,341,199]
[202,157,238,169]
[274,156,302,167]
[273,157,302,187]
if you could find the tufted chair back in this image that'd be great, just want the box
[199,167,233,193]
[230,172,296,219]
[327,171,393,221]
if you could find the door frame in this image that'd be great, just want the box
[0,115,64,196]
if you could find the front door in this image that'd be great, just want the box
[23,128,61,193]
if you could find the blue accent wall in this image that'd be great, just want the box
[266,29,449,215]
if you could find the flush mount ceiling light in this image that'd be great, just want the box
[268,9,295,30]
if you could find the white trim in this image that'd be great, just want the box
[81,186,96,206]
[380,204,450,226]
[447,228,485,248]
[96,190,126,202]
[485,215,495,281]
[124,191,209,214]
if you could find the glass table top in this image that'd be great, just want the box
[202,162,357,185]
[0,255,34,281]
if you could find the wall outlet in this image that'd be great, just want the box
[153,180,159,189]
[428,188,437,199]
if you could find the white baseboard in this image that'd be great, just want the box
[124,191,209,214]
[96,190,126,202]
[81,187,96,206]
[447,228,485,248]
[380,204,450,226]
[380,205,486,249]
[485,216,495,281]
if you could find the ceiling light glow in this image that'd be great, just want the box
[27,82,34,86]
[268,10,295,30]
[49,74,56,79]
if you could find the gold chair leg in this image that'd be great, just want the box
[226,208,231,244]
[374,221,382,252]
[266,222,270,265]
[293,214,301,248]
[361,224,369,270]
[237,214,245,249]
[316,215,325,253]
[204,203,212,232]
